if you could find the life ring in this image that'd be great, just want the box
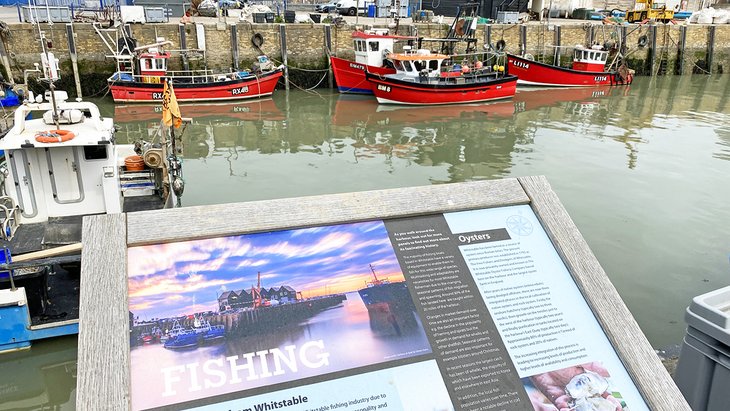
[35,129,75,143]
[251,33,264,48]
[637,35,648,48]
[496,39,506,52]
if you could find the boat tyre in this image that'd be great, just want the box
[638,35,648,48]
[35,129,75,143]
[251,33,264,48]
[496,39,506,52]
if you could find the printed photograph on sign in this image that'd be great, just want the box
[522,362,628,411]
[126,221,430,410]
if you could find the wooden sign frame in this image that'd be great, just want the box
[76,176,689,410]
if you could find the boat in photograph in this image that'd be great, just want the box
[365,49,517,105]
[107,39,283,103]
[506,45,633,87]
[358,264,413,308]
[0,54,188,353]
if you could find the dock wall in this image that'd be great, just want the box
[1,21,728,95]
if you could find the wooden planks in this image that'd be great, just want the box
[126,179,530,246]
[518,175,690,411]
[77,214,130,410]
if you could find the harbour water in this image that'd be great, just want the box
[1,74,729,408]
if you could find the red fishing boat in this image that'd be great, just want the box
[507,45,633,87]
[331,4,481,94]
[108,40,283,103]
[330,30,416,94]
[365,49,517,105]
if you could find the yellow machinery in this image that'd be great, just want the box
[626,0,675,23]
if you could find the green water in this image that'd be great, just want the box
[2,74,729,408]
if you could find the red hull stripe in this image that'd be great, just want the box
[507,54,630,87]
[109,70,283,103]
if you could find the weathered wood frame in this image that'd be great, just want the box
[77,176,690,410]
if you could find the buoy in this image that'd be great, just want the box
[496,39,506,52]
[461,65,471,73]
[475,61,483,69]
[34,129,75,143]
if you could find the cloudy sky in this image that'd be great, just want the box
[127,220,404,319]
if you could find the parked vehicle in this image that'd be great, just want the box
[315,1,338,13]
[337,0,367,16]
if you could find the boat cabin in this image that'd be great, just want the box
[138,48,170,83]
[0,91,122,230]
[353,30,414,68]
[387,48,449,80]
[572,45,609,72]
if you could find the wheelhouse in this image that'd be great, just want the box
[572,46,609,72]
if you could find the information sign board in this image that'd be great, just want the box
[76,177,690,411]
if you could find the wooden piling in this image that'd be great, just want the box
[179,23,189,72]
[707,25,716,75]
[678,25,687,75]
[649,25,657,76]
[230,23,239,71]
[65,24,82,98]
[554,25,561,65]
[280,24,289,91]
[324,25,333,89]
[520,25,527,56]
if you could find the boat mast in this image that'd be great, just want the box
[30,0,59,129]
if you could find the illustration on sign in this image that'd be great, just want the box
[128,221,431,410]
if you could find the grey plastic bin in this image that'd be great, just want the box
[145,7,168,23]
[675,286,730,411]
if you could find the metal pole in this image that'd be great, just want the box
[66,23,82,98]
[179,23,189,72]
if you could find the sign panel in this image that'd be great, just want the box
[127,205,648,411]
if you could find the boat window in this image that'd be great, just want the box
[155,59,166,70]
[142,59,151,70]
[393,60,404,71]
[369,41,379,52]
[414,60,425,71]
[356,40,365,52]
[84,145,108,161]
[429,59,439,70]
[403,61,413,72]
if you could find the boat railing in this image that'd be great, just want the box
[110,70,260,84]
[0,196,19,242]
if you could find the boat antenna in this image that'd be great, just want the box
[369,264,379,282]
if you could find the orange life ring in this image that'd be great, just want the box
[35,129,76,143]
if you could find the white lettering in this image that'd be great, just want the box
[161,365,186,397]
[202,358,227,389]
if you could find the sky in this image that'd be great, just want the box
[127,220,404,320]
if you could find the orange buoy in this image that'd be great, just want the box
[125,155,146,171]
[34,129,75,143]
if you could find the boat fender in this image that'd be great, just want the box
[34,129,75,143]
[637,35,648,48]
[496,39,506,52]
[251,33,264,48]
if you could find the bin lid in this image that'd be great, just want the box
[685,285,730,346]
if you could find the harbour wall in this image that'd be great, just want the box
[1,21,728,95]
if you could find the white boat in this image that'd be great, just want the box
[0,84,185,353]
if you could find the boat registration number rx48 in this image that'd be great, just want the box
[232,86,250,95]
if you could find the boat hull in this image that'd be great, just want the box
[358,282,414,307]
[108,70,283,103]
[507,54,632,87]
[331,56,395,94]
[365,72,518,105]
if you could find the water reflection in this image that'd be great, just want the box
[0,336,77,410]
[105,75,730,352]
